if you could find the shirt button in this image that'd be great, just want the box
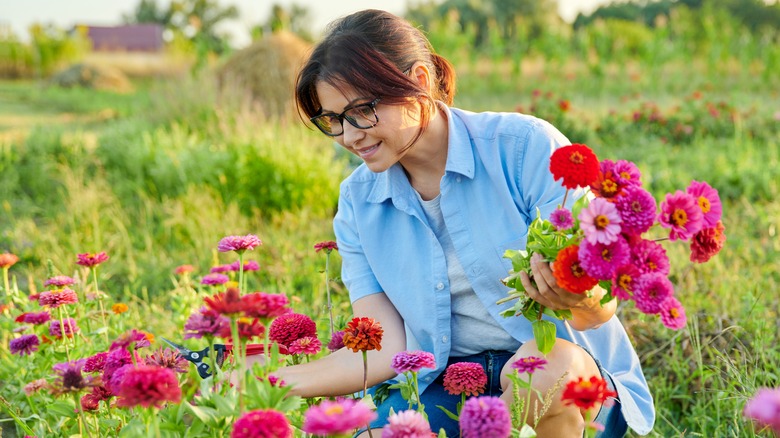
[441,335,448,343]
[436,282,444,290]
[456,176,462,183]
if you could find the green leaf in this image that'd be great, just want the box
[436,405,460,422]
[518,423,538,437]
[183,402,220,424]
[47,400,77,419]
[532,320,557,355]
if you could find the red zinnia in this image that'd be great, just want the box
[241,292,291,320]
[342,317,383,352]
[443,362,487,397]
[116,365,182,408]
[268,313,317,347]
[204,288,245,316]
[561,375,617,410]
[76,252,109,268]
[552,245,599,294]
[314,241,339,253]
[231,408,292,438]
[218,317,265,341]
[690,220,726,263]
[549,144,600,190]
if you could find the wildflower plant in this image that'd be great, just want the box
[314,240,339,337]
[498,143,727,354]
[506,356,547,435]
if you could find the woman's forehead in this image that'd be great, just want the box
[316,81,368,111]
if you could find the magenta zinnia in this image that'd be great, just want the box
[83,352,109,373]
[19,311,51,325]
[327,330,345,352]
[459,396,512,438]
[579,198,623,245]
[217,234,262,253]
[383,410,432,438]
[288,336,322,355]
[44,275,76,288]
[578,236,630,280]
[241,292,291,319]
[550,207,574,230]
[49,318,79,338]
[231,409,292,438]
[201,273,230,286]
[611,264,641,300]
[314,240,339,253]
[302,398,377,436]
[110,329,152,351]
[629,238,670,276]
[633,273,674,314]
[443,362,487,396]
[76,251,109,267]
[184,307,230,339]
[268,312,318,347]
[658,296,687,330]
[38,289,78,308]
[686,180,722,228]
[9,334,40,356]
[743,387,780,434]
[116,365,182,408]
[658,190,703,241]
[230,260,260,271]
[615,185,657,236]
[391,350,437,374]
[511,356,548,375]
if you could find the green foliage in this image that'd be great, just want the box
[0,25,89,79]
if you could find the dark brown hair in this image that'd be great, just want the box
[295,9,456,142]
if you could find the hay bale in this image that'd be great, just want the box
[49,63,134,93]
[216,31,312,118]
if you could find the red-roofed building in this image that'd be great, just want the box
[83,24,164,52]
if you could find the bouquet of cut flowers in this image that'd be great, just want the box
[498,144,726,354]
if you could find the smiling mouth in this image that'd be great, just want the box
[355,143,380,158]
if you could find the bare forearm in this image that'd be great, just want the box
[569,286,616,331]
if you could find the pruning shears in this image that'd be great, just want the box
[161,337,287,379]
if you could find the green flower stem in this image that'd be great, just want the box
[209,335,218,392]
[147,407,161,438]
[73,392,91,438]
[230,317,244,411]
[521,373,534,428]
[58,306,71,361]
[362,350,374,438]
[325,251,334,337]
[91,267,108,343]
[2,267,10,301]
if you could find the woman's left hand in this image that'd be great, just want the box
[518,252,598,312]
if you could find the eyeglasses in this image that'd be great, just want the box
[310,98,381,137]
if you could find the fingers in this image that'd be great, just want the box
[525,253,584,310]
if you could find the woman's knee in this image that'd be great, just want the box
[501,339,600,395]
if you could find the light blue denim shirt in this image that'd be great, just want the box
[334,106,655,435]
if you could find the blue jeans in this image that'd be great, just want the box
[362,349,628,437]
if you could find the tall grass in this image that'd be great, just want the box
[0,47,778,436]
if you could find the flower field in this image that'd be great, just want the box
[1,43,779,437]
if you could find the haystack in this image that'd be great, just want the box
[49,63,134,93]
[216,31,312,118]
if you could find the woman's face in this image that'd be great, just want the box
[315,81,422,173]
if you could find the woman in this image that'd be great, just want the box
[274,9,654,437]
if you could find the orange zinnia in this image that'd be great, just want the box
[342,317,383,352]
[552,245,599,294]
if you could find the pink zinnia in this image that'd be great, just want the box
[44,276,76,288]
[743,387,780,434]
[116,365,182,408]
[615,186,657,236]
[382,410,432,438]
[511,356,547,375]
[442,362,487,396]
[9,334,40,356]
[24,378,47,395]
[658,296,687,330]
[314,241,339,253]
[217,234,262,253]
[391,350,437,374]
[102,348,137,392]
[49,318,79,338]
[76,252,109,267]
[201,273,229,286]
[629,238,670,276]
[302,398,377,435]
[231,409,292,438]
[288,336,322,355]
[610,159,643,188]
[83,352,109,373]
[268,312,317,347]
[230,260,260,272]
[210,264,233,274]
[110,329,151,351]
[550,207,574,230]
[579,198,623,245]
[144,347,190,374]
[578,236,630,280]
[633,273,674,314]
[184,307,230,339]
[690,220,726,263]
[459,396,512,438]
[20,311,51,325]
[38,289,78,308]
[241,292,291,319]
[686,180,722,228]
[327,330,345,352]
[658,190,703,241]
[612,264,641,300]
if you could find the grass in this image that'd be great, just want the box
[0,54,778,437]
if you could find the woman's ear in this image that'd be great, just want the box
[409,62,432,93]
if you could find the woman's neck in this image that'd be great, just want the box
[400,105,449,201]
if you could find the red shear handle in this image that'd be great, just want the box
[223,343,290,357]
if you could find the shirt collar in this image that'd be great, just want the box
[367,105,475,204]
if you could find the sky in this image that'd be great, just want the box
[0,0,611,47]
